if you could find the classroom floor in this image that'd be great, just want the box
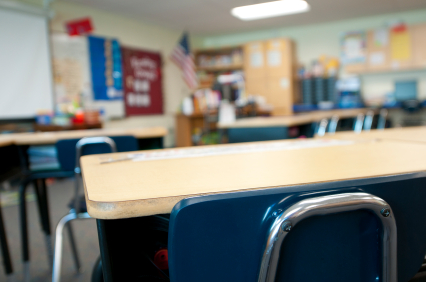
[0,178,100,282]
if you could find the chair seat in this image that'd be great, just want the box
[68,195,88,213]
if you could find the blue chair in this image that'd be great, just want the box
[52,136,138,282]
[169,173,426,282]
[17,135,137,281]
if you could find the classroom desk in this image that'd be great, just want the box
[0,126,168,280]
[0,136,21,182]
[217,108,376,143]
[9,126,167,146]
[318,126,426,143]
[81,138,426,219]
[81,138,426,281]
[0,126,167,180]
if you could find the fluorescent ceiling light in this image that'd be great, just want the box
[231,0,310,21]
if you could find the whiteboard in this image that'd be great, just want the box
[0,8,53,119]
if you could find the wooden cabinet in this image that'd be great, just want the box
[244,38,297,116]
[412,24,426,68]
[175,113,216,147]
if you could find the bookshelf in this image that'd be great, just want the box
[195,46,244,89]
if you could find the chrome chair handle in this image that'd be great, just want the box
[73,137,117,213]
[363,110,375,131]
[258,192,397,282]
[353,113,365,133]
[328,115,339,134]
[377,109,388,130]
[316,118,329,137]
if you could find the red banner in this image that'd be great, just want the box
[65,17,93,36]
[122,47,163,116]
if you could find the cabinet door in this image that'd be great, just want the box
[265,39,295,78]
[266,77,294,116]
[245,76,267,98]
[244,41,266,80]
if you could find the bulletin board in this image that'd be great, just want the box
[88,36,123,101]
[51,33,126,119]
[343,23,426,74]
[51,33,90,106]
[122,47,164,116]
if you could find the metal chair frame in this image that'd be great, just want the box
[52,137,117,282]
[363,110,375,131]
[258,192,397,282]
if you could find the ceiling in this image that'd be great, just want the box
[64,0,426,35]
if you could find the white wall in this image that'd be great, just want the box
[197,9,426,102]
[50,0,192,147]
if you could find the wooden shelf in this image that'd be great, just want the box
[34,122,103,132]
[194,46,243,55]
[196,64,243,72]
[346,65,426,75]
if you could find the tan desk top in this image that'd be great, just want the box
[81,138,426,220]
[319,126,426,143]
[218,108,375,129]
[0,136,13,147]
[1,127,167,146]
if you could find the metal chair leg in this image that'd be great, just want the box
[18,178,31,282]
[53,213,75,282]
[52,212,91,282]
[353,113,365,133]
[66,221,82,273]
[0,203,13,276]
[34,179,53,269]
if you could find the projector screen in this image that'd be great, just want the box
[0,7,53,119]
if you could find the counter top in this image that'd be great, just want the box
[218,108,375,129]
[0,126,168,146]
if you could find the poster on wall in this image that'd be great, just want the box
[51,33,92,109]
[390,24,411,61]
[121,47,163,116]
[341,31,366,65]
[88,36,123,100]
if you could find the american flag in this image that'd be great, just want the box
[171,32,198,89]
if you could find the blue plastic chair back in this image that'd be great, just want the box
[169,173,426,282]
[56,135,138,172]
[227,127,289,143]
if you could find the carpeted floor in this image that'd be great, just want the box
[0,178,100,282]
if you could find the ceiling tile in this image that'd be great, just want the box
[63,0,426,34]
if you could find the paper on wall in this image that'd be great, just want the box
[391,29,411,61]
[374,28,389,47]
[250,52,263,67]
[280,78,290,89]
[369,52,386,66]
[267,50,281,67]
[341,31,366,64]
[51,34,91,105]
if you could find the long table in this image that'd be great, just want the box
[217,108,376,143]
[317,126,426,143]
